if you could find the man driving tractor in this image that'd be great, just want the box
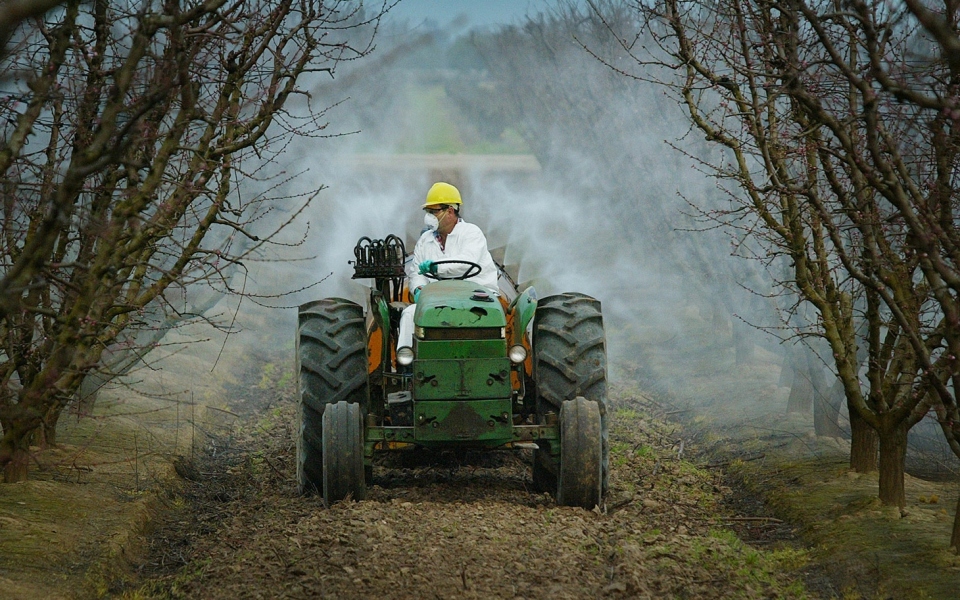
[297,180,607,509]
[397,181,497,349]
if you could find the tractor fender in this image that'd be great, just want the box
[368,291,392,374]
[508,286,538,349]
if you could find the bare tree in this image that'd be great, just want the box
[455,2,860,446]
[0,0,64,59]
[455,3,782,368]
[0,0,386,482]
[607,0,960,520]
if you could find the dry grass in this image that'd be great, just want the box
[613,314,960,600]
[7,306,959,599]
[0,328,271,599]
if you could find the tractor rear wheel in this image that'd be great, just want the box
[558,397,602,508]
[296,298,368,496]
[532,293,608,499]
[322,401,366,504]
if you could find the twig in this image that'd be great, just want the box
[261,454,287,480]
[207,405,242,418]
[270,544,289,568]
[608,496,635,513]
[723,516,783,523]
[695,515,784,523]
[705,453,766,468]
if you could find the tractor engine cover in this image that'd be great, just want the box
[413,280,506,329]
[411,280,512,444]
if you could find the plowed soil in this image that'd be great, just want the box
[9,323,958,599]
[131,380,816,599]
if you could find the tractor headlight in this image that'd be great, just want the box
[397,346,414,366]
[508,344,528,364]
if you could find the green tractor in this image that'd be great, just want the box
[295,235,608,508]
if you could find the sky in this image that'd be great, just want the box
[386,0,567,29]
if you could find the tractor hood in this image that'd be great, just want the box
[414,280,505,329]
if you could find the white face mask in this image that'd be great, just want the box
[423,212,440,231]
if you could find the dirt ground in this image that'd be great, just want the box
[3,314,960,599]
[615,317,960,600]
[129,380,815,600]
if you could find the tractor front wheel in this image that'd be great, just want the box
[558,397,602,508]
[322,401,366,504]
[531,292,608,501]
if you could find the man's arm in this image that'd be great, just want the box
[439,224,498,290]
[407,235,430,295]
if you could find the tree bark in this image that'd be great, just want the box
[878,421,908,508]
[0,430,30,483]
[952,495,960,552]
[849,402,878,472]
[39,405,60,447]
[76,371,105,417]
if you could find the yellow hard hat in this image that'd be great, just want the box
[423,182,462,208]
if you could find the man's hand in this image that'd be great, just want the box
[412,287,422,303]
[418,260,437,275]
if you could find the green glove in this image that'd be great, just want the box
[418,260,437,275]
[412,287,422,302]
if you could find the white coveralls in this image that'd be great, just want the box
[397,219,498,349]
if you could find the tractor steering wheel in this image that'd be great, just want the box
[424,259,482,281]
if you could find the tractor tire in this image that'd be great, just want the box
[322,401,366,504]
[532,293,608,498]
[531,448,556,496]
[558,397,603,508]
[296,298,368,496]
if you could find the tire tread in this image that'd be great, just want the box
[296,298,368,496]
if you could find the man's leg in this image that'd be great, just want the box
[397,304,416,349]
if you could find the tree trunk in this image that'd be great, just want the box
[0,428,31,483]
[849,403,878,472]
[814,377,845,438]
[878,422,908,508]
[951,495,960,552]
[40,405,60,447]
[786,362,813,413]
[76,370,106,417]
[26,401,62,448]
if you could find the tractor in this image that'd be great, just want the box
[295,235,608,508]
